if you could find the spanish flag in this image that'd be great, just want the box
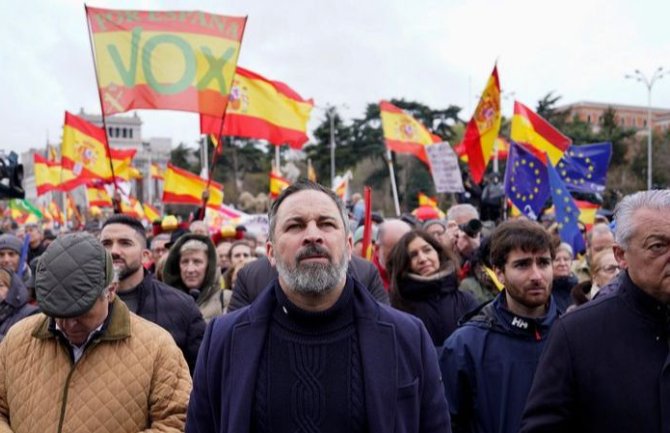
[49,200,64,225]
[307,159,317,182]
[120,196,145,220]
[151,163,165,180]
[200,67,313,150]
[109,148,137,181]
[34,154,62,196]
[143,203,161,223]
[379,101,441,165]
[418,192,438,208]
[575,199,599,231]
[333,176,348,201]
[86,7,247,118]
[511,101,571,166]
[162,163,224,209]
[66,193,83,227]
[61,111,112,185]
[86,183,113,207]
[269,171,291,199]
[460,65,502,184]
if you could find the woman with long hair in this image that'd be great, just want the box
[387,229,478,346]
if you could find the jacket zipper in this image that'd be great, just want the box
[56,340,99,433]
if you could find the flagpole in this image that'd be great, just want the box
[84,5,118,195]
[275,145,280,174]
[386,150,401,216]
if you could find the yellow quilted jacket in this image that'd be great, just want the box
[0,298,192,433]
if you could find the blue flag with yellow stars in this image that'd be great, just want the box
[504,140,550,220]
[547,160,587,254]
[556,142,612,194]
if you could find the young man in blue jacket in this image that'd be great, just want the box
[440,219,559,433]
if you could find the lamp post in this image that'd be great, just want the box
[625,67,667,190]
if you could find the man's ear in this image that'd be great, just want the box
[613,244,628,269]
[494,266,506,287]
[266,241,276,267]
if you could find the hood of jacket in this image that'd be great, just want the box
[163,232,220,306]
[461,292,559,340]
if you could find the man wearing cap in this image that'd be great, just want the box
[0,232,191,433]
[24,223,47,263]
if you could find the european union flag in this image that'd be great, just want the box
[504,141,550,220]
[547,160,587,254]
[556,142,612,194]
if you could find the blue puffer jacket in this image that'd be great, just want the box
[439,293,559,433]
[0,271,38,341]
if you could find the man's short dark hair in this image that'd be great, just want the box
[267,180,349,241]
[102,214,147,242]
[489,219,555,270]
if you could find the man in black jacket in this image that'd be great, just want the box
[228,249,389,312]
[520,189,670,433]
[100,214,205,372]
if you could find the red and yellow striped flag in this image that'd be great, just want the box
[162,164,224,209]
[120,196,145,219]
[34,154,62,196]
[200,67,313,149]
[307,159,317,182]
[333,177,348,201]
[143,203,161,223]
[460,65,502,183]
[361,186,374,260]
[418,192,438,208]
[66,193,83,228]
[61,111,112,185]
[86,183,113,207]
[269,171,291,199]
[86,7,247,117]
[49,200,64,225]
[109,148,137,181]
[150,163,164,180]
[511,101,572,165]
[379,101,441,165]
[575,200,599,231]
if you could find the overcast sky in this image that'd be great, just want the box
[3,0,670,158]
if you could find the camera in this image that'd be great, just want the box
[0,152,24,199]
[459,218,483,238]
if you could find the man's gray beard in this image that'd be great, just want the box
[275,250,348,296]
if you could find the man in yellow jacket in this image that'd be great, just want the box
[0,232,192,433]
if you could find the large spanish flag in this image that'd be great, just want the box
[34,154,62,196]
[511,101,571,165]
[61,111,112,185]
[200,67,313,150]
[86,7,247,118]
[143,203,161,222]
[379,101,441,165]
[269,171,291,199]
[460,66,502,184]
[86,183,113,207]
[162,163,223,209]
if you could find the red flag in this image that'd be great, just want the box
[360,187,374,261]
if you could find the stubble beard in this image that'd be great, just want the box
[275,243,348,296]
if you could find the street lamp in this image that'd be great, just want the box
[625,67,667,190]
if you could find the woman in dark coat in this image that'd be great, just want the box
[0,268,38,340]
[387,229,478,346]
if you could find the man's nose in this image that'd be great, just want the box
[302,222,324,244]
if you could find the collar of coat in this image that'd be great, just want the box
[31,297,131,342]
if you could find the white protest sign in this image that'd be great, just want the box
[425,142,464,193]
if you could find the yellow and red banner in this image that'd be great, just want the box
[61,111,112,186]
[66,193,84,228]
[418,192,438,208]
[269,171,291,199]
[380,101,441,165]
[460,65,502,184]
[200,67,313,149]
[162,163,224,209]
[307,159,317,182]
[110,148,138,181]
[576,200,599,231]
[511,101,572,165]
[361,186,374,260]
[151,163,164,180]
[333,177,349,201]
[143,203,161,222]
[86,7,247,117]
[34,154,62,196]
[120,196,145,219]
[86,183,113,207]
[49,200,64,225]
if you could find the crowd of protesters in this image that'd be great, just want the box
[0,184,666,432]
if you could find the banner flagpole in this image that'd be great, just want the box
[84,5,118,199]
[386,150,401,216]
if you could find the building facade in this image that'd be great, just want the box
[557,101,670,134]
